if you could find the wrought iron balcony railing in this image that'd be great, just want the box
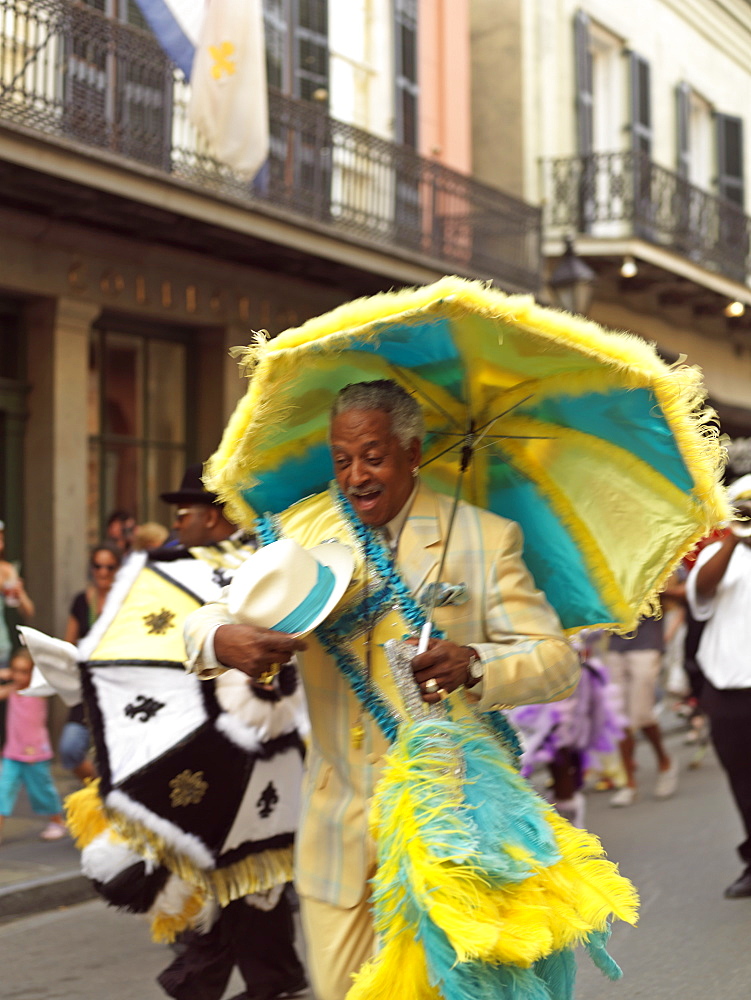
[0,0,541,292]
[542,151,750,284]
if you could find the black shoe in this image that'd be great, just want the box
[227,979,308,1000]
[724,869,751,899]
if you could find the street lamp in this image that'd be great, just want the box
[549,237,596,315]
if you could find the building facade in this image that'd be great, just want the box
[0,0,541,641]
[472,0,751,443]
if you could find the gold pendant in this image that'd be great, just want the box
[351,721,365,749]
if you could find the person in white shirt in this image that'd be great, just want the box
[686,474,751,900]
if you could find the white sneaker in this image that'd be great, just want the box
[610,786,636,807]
[555,791,586,827]
[39,821,67,841]
[654,760,679,799]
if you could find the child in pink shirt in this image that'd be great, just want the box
[0,648,65,843]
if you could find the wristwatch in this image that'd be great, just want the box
[466,648,483,685]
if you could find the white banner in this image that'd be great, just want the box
[188,0,269,177]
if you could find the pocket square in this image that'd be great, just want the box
[420,582,469,608]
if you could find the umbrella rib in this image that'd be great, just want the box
[482,433,558,440]
[419,439,464,469]
[473,395,535,434]
[430,431,557,440]
[389,367,463,429]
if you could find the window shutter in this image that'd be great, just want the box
[717,113,744,206]
[394,0,419,148]
[676,82,690,178]
[293,0,329,104]
[574,10,593,155]
[630,52,652,157]
[262,0,329,101]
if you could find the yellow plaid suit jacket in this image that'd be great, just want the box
[184,483,579,907]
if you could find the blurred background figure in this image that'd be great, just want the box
[661,562,711,765]
[60,543,122,782]
[687,475,751,899]
[105,509,135,558]
[604,615,679,807]
[661,567,689,701]
[512,629,625,827]
[0,518,35,747]
[132,521,170,552]
[0,647,65,843]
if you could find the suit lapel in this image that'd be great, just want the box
[397,483,443,596]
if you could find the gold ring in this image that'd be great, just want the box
[256,664,281,685]
[438,688,448,701]
[424,678,439,694]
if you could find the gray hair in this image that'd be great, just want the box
[331,380,425,448]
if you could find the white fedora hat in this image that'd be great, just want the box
[227,537,355,635]
[728,474,751,504]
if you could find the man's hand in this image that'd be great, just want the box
[213,624,307,679]
[409,637,477,703]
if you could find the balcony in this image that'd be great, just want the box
[542,151,750,285]
[0,0,541,293]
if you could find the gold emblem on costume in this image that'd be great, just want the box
[169,769,209,808]
[143,608,176,635]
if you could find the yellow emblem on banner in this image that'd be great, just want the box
[88,567,201,665]
[209,41,236,80]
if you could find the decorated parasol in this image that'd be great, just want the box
[200,276,732,998]
[207,275,729,634]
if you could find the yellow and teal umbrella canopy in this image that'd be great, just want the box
[206,276,729,633]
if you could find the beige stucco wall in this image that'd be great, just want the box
[518,0,751,204]
[470,0,524,196]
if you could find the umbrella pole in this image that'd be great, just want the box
[417,435,474,654]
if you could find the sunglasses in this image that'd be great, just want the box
[92,562,118,571]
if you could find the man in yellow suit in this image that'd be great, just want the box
[184,380,579,1000]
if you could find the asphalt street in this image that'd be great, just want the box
[1,733,750,999]
[572,736,751,999]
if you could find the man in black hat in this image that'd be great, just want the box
[160,464,240,552]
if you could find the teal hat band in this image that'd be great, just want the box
[271,561,336,633]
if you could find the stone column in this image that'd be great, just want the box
[23,297,100,636]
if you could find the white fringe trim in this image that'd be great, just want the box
[106,789,215,870]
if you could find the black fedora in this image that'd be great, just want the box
[160,464,222,506]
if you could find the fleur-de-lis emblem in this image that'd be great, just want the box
[124,694,165,722]
[257,781,279,818]
[169,769,208,808]
[143,608,176,634]
[209,41,236,81]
